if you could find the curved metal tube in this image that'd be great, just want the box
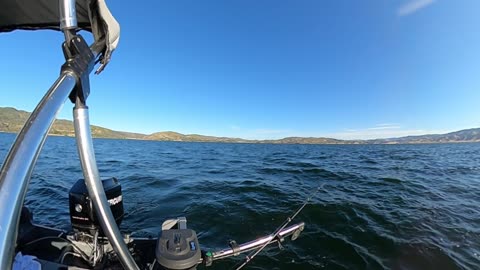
[73,106,140,270]
[0,73,76,269]
[59,0,78,30]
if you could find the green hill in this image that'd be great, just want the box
[144,131,248,143]
[2,107,480,144]
[0,107,144,139]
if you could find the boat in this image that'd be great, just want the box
[0,1,306,269]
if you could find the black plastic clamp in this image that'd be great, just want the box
[229,240,241,256]
[60,34,95,104]
[291,224,304,241]
[202,250,213,267]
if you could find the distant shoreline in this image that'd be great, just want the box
[1,107,480,145]
[1,131,479,146]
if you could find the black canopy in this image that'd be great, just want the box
[0,0,120,72]
[0,0,92,32]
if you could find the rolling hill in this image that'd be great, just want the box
[1,107,479,144]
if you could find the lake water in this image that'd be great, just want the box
[1,132,479,269]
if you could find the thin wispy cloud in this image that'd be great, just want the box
[329,129,442,140]
[326,124,448,140]
[253,129,290,135]
[376,123,401,127]
[229,125,241,130]
[367,124,401,130]
[226,125,293,139]
[225,124,465,141]
[398,0,436,17]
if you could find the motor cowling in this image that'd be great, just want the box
[69,177,124,234]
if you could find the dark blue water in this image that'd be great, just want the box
[1,132,480,269]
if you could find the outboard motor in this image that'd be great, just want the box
[69,177,124,235]
[155,218,201,270]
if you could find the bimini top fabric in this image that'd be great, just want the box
[0,0,120,72]
[0,0,92,33]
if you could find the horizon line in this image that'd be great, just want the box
[0,106,477,141]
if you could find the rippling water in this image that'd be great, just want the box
[1,132,480,269]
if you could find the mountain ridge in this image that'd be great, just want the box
[1,107,479,144]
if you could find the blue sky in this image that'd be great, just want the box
[1,0,479,140]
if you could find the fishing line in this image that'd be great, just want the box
[233,184,322,270]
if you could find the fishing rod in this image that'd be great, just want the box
[234,185,321,270]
